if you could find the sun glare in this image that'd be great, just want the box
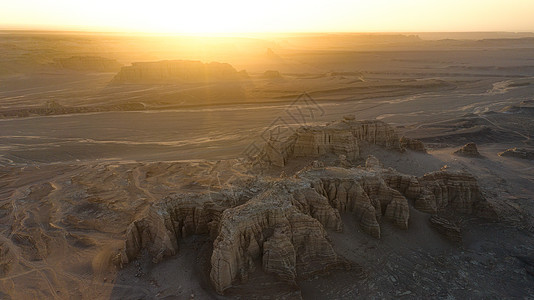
[1,0,533,34]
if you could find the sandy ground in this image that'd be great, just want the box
[0,32,533,299]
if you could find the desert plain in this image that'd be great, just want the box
[0,31,533,299]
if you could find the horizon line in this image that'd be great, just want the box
[1,28,534,36]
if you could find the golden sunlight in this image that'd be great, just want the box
[1,0,533,34]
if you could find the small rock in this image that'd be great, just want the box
[454,142,481,157]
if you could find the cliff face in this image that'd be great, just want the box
[416,171,495,217]
[209,187,344,294]
[118,194,225,265]
[118,156,495,294]
[306,166,411,238]
[263,118,403,167]
[116,118,495,295]
[111,60,243,84]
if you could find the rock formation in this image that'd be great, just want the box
[111,60,243,84]
[302,163,412,238]
[118,158,494,294]
[0,100,146,118]
[118,194,225,265]
[400,136,427,153]
[454,142,481,157]
[262,70,283,79]
[210,185,345,294]
[115,118,497,295]
[498,147,534,160]
[416,171,495,217]
[262,117,402,167]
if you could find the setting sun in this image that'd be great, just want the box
[1,0,534,298]
[1,0,533,34]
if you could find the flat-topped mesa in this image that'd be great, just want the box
[263,117,403,167]
[111,60,244,84]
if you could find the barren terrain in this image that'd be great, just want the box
[0,32,533,299]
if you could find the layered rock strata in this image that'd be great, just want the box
[118,155,495,294]
[263,118,402,167]
[117,118,497,295]
[112,60,243,84]
[209,185,345,293]
[416,171,494,217]
[118,194,225,265]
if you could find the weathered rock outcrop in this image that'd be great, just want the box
[306,167,410,238]
[118,194,225,265]
[454,142,481,157]
[111,60,243,84]
[209,185,344,294]
[0,100,146,119]
[262,70,283,79]
[400,136,427,153]
[499,147,534,160]
[120,206,177,265]
[416,171,495,217]
[263,117,402,167]
[118,153,495,294]
[262,228,297,285]
[116,119,497,296]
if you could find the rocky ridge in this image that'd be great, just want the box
[454,142,482,157]
[116,118,496,295]
[498,147,534,160]
[111,60,244,84]
[263,117,404,167]
[0,100,146,118]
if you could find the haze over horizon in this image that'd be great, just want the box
[1,0,534,34]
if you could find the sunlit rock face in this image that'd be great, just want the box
[454,142,482,157]
[119,160,494,294]
[498,147,534,160]
[209,185,344,294]
[114,117,496,294]
[111,60,243,84]
[262,117,403,167]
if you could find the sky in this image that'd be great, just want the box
[1,0,533,34]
